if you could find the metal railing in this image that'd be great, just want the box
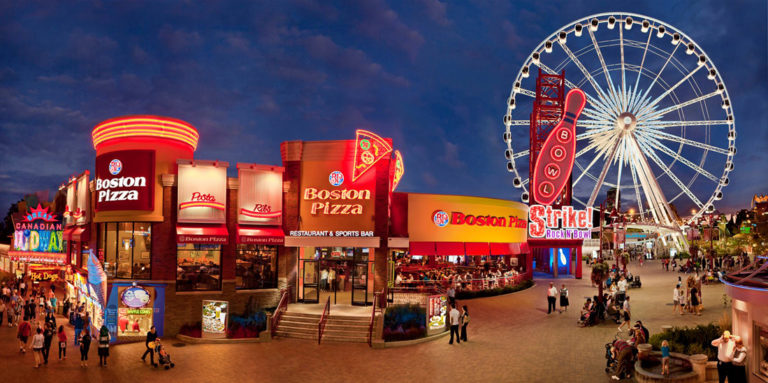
[393,274,526,292]
[368,288,385,347]
[271,287,290,337]
[317,296,330,344]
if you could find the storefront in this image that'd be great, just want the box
[282,131,395,306]
[105,282,166,344]
[62,172,92,272]
[527,205,590,278]
[396,193,531,290]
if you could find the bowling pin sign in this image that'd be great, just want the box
[531,88,587,205]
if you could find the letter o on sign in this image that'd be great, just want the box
[551,145,566,161]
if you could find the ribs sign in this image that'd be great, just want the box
[531,88,586,205]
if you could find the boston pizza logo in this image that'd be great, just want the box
[328,171,344,187]
[108,159,123,175]
[432,210,449,227]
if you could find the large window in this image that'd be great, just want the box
[99,222,152,279]
[177,244,221,291]
[235,245,278,290]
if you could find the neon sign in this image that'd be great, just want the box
[531,88,586,205]
[352,130,392,181]
[95,150,155,211]
[528,205,592,239]
[92,115,199,151]
[433,210,527,229]
[391,150,404,192]
[12,205,65,264]
[179,192,226,211]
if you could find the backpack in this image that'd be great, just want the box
[463,313,470,324]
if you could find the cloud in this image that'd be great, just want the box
[353,0,425,59]
[158,25,203,52]
[416,0,451,26]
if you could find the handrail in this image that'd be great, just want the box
[318,296,330,344]
[368,289,384,347]
[271,287,290,337]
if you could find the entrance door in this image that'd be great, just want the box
[302,260,319,303]
[351,251,369,306]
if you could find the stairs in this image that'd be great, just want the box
[275,312,370,343]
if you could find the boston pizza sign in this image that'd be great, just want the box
[95,150,155,211]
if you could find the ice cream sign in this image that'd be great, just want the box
[528,205,592,239]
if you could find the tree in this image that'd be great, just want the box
[0,200,21,244]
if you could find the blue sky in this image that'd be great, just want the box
[0,0,766,215]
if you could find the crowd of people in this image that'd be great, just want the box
[395,264,522,292]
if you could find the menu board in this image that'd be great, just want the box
[427,295,447,334]
[202,300,228,338]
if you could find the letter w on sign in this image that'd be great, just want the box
[531,88,586,205]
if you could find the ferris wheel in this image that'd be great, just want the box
[502,12,736,227]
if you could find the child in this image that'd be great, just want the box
[661,340,670,376]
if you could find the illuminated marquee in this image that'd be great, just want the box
[352,130,392,181]
[95,150,155,211]
[432,210,527,229]
[12,205,65,265]
[528,205,592,239]
[391,150,404,192]
[179,192,226,211]
[303,173,371,215]
[237,164,284,225]
[177,160,228,223]
[92,115,199,151]
[531,88,586,205]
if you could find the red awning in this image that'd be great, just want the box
[237,225,284,245]
[62,228,75,242]
[464,242,490,256]
[72,226,90,242]
[435,242,464,256]
[520,242,530,253]
[490,243,521,255]
[409,242,436,256]
[176,224,229,244]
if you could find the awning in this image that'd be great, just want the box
[237,225,284,245]
[520,242,530,253]
[176,224,229,244]
[409,241,436,256]
[465,242,490,256]
[283,236,380,248]
[72,226,90,242]
[490,243,522,255]
[62,228,75,242]
[435,242,464,256]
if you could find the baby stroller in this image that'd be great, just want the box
[605,335,637,379]
[154,339,175,370]
[628,276,642,288]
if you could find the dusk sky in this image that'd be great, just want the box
[1,0,766,215]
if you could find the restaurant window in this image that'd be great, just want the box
[756,322,768,381]
[99,222,151,279]
[177,244,221,291]
[235,245,278,290]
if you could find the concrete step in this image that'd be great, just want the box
[274,330,367,343]
[279,319,369,331]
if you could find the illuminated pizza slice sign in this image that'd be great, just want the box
[531,88,586,205]
[352,129,392,182]
[391,150,405,192]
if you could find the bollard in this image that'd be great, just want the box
[660,325,673,333]
[637,343,653,360]
[689,354,708,382]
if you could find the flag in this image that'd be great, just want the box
[87,249,108,309]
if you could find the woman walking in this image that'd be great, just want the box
[98,325,110,366]
[58,325,67,360]
[79,328,91,367]
[460,305,470,342]
[42,322,54,364]
[690,285,701,316]
[31,327,44,368]
[559,284,569,313]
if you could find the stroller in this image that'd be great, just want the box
[605,334,637,379]
[154,339,175,370]
[628,275,642,288]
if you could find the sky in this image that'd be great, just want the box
[1,0,766,216]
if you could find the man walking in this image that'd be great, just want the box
[547,282,558,314]
[448,304,460,344]
[141,326,158,367]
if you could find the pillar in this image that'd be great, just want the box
[152,175,177,281]
[575,246,582,279]
[689,354,708,382]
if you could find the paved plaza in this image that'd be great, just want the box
[0,260,728,383]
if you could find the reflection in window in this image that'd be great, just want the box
[235,245,278,290]
[177,244,221,291]
[117,223,133,278]
[133,223,151,280]
[757,323,768,380]
[99,222,151,279]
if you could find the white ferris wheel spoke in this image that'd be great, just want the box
[557,40,613,106]
[633,27,653,94]
[513,150,529,160]
[645,65,704,111]
[536,61,607,115]
[516,88,536,98]
[508,120,530,126]
[522,178,529,187]
[646,130,729,155]
[629,136,679,225]
[640,136,719,182]
[639,43,680,105]
[639,119,730,128]
[641,91,720,121]
[636,138,705,209]
[587,27,617,99]
[586,137,621,207]
[614,138,625,208]
[619,25,627,108]
[629,159,645,216]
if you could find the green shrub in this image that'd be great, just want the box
[650,323,720,360]
[383,304,426,342]
[455,279,533,300]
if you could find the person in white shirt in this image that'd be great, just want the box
[731,337,748,383]
[618,296,631,331]
[547,283,558,314]
[395,273,403,285]
[448,304,460,344]
[712,331,736,383]
[447,286,456,305]
[617,277,627,292]
[31,327,44,368]
[320,268,329,291]
[673,284,682,314]
[328,268,336,291]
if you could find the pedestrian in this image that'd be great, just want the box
[661,340,671,376]
[448,303,460,345]
[731,337,748,383]
[31,327,44,368]
[73,312,83,346]
[58,325,67,360]
[142,325,158,367]
[547,282,557,314]
[42,322,54,364]
[636,320,650,341]
[79,328,91,367]
[673,284,682,314]
[19,280,26,297]
[559,284,569,313]
[45,311,56,329]
[98,325,110,367]
[618,296,631,331]
[17,318,31,352]
[0,300,5,325]
[460,305,470,342]
[711,330,736,383]
[447,285,456,306]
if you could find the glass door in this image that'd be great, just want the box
[351,249,369,306]
[302,260,319,303]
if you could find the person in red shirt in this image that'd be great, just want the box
[17,319,31,352]
[58,325,67,360]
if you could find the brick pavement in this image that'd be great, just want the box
[0,260,728,383]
